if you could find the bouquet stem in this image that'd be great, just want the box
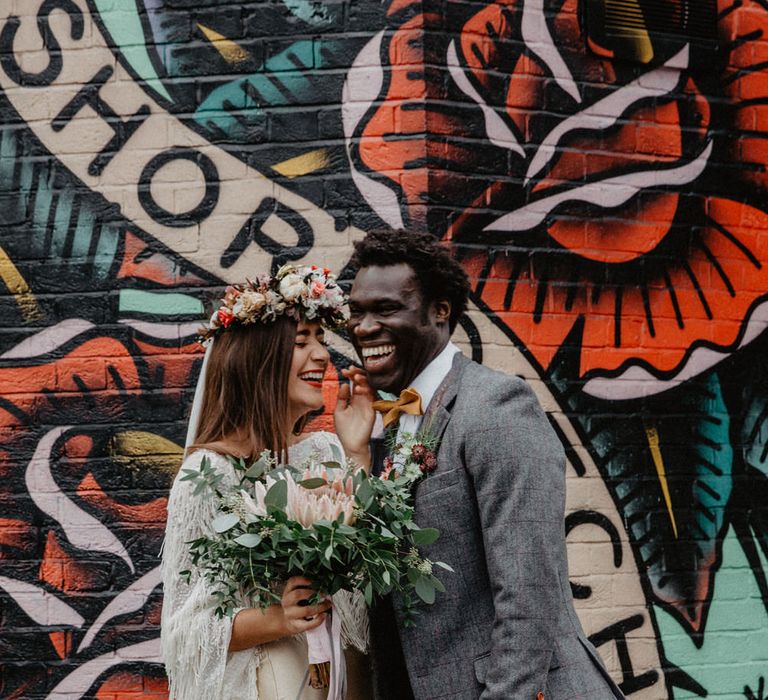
[306,608,346,698]
[309,662,330,689]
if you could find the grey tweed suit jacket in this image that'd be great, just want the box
[369,353,625,700]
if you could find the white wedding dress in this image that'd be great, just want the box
[161,432,370,700]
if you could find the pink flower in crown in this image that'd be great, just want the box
[222,286,240,306]
[310,280,327,298]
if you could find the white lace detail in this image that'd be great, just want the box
[161,433,369,700]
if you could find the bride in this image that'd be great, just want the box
[161,266,375,700]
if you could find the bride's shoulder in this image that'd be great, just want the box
[292,431,344,460]
[177,446,234,476]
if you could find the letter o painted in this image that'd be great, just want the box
[138,148,220,228]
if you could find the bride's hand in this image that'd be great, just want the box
[334,366,375,469]
[281,576,330,635]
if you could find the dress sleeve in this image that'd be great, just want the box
[316,430,346,463]
[160,450,259,700]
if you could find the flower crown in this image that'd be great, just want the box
[197,264,348,344]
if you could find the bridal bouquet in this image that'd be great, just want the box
[180,448,451,623]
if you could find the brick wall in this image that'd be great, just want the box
[1,0,767,697]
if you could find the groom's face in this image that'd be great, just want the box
[348,264,449,393]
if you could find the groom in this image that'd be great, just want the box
[348,230,625,700]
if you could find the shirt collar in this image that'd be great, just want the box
[409,341,461,413]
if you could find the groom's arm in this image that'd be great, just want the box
[463,373,565,700]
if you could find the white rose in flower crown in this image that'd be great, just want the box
[265,290,287,314]
[239,290,267,316]
[324,285,344,306]
[278,274,306,302]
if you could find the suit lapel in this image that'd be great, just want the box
[420,352,470,445]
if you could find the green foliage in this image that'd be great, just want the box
[186,453,450,622]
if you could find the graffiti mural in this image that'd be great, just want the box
[0,0,767,696]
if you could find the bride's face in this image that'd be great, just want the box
[287,321,330,421]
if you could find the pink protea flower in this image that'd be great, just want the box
[260,467,357,527]
[300,467,354,497]
[286,477,356,527]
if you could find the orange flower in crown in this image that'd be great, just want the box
[197,264,348,344]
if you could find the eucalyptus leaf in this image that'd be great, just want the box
[364,581,373,605]
[300,477,328,489]
[434,561,454,572]
[265,479,288,511]
[330,441,344,465]
[245,458,269,480]
[322,461,342,470]
[356,480,373,507]
[234,533,262,548]
[212,513,240,533]
[430,575,446,593]
[411,528,440,546]
[415,576,435,604]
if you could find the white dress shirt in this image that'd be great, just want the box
[397,341,460,441]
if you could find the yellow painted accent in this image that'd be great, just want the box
[109,431,184,474]
[605,0,654,64]
[645,424,678,538]
[271,149,331,179]
[0,245,43,321]
[197,23,250,65]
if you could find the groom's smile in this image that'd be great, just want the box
[360,344,396,371]
[349,263,449,393]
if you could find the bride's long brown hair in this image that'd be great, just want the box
[191,316,302,461]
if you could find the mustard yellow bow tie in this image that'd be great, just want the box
[372,387,423,428]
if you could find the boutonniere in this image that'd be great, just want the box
[383,427,440,485]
